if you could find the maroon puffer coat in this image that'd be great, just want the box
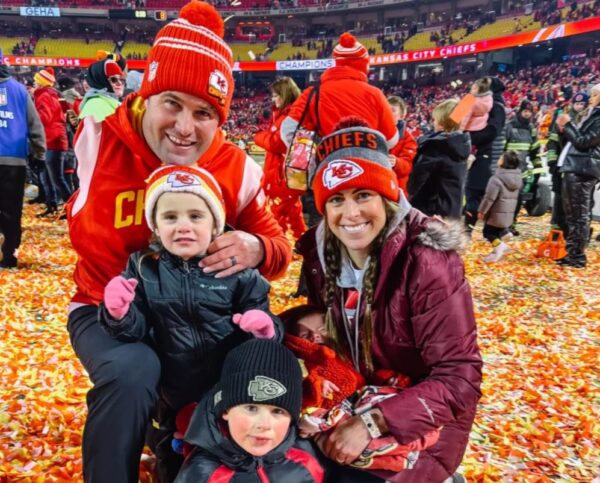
[33,86,68,151]
[296,208,483,483]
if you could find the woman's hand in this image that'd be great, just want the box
[314,415,371,465]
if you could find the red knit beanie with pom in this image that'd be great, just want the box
[333,32,370,74]
[139,0,233,125]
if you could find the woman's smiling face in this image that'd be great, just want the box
[325,188,387,269]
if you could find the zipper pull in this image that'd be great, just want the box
[182,261,190,273]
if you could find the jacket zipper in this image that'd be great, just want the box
[256,459,269,483]
[182,261,202,354]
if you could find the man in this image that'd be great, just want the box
[0,61,46,268]
[280,32,398,148]
[66,2,291,481]
[32,66,71,218]
[504,99,541,235]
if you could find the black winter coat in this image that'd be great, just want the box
[407,131,471,218]
[99,250,281,411]
[560,106,600,179]
[175,387,325,483]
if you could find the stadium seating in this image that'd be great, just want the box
[0,37,28,56]
[34,38,116,58]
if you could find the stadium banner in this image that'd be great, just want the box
[370,15,600,65]
[19,6,61,17]
[2,16,600,71]
[222,0,401,17]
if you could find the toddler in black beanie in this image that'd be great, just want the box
[175,339,325,482]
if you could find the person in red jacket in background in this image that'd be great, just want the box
[388,96,417,195]
[32,67,72,218]
[254,77,307,238]
[280,32,399,149]
[66,2,291,482]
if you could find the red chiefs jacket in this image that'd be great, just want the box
[390,123,417,194]
[281,66,399,148]
[254,105,303,199]
[68,94,291,306]
[33,86,68,151]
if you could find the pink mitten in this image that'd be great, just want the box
[232,309,275,339]
[104,276,138,320]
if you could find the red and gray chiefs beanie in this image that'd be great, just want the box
[333,32,370,74]
[311,119,399,214]
[139,0,233,126]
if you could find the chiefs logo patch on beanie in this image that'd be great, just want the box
[322,160,364,189]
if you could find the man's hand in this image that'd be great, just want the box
[477,212,485,221]
[199,231,264,279]
[314,415,371,466]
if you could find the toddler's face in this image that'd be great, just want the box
[295,313,327,344]
[154,192,217,260]
[223,404,291,457]
[470,83,479,95]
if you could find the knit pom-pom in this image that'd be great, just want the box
[339,32,357,48]
[46,67,55,76]
[333,116,369,131]
[96,50,109,61]
[180,0,224,38]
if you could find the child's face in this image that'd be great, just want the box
[390,104,405,122]
[154,192,217,260]
[223,404,292,457]
[497,155,504,168]
[295,313,327,344]
[470,83,479,95]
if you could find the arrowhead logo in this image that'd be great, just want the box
[247,375,287,402]
[322,160,364,189]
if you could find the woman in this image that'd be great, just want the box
[254,76,307,238]
[78,53,126,122]
[296,119,483,483]
[555,83,600,268]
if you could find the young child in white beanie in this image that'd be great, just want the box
[98,164,281,479]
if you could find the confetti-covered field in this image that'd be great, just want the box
[0,205,598,482]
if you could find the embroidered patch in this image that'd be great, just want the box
[248,375,287,402]
[148,61,159,82]
[322,160,364,189]
[208,70,228,106]
[167,172,200,188]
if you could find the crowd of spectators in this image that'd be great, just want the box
[218,52,600,148]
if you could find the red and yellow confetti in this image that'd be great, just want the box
[0,206,598,481]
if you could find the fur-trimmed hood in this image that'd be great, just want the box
[417,216,468,252]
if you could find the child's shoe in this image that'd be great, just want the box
[483,241,510,262]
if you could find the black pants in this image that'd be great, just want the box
[550,168,567,234]
[463,187,485,231]
[562,172,597,264]
[482,224,507,243]
[301,189,322,229]
[68,305,161,483]
[0,165,26,266]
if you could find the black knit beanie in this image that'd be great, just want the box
[214,339,302,420]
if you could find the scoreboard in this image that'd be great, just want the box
[108,9,168,21]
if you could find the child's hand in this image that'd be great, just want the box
[232,309,275,339]
[477,212,485,221]
[104,276,138,320]
[322,379,340,399]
